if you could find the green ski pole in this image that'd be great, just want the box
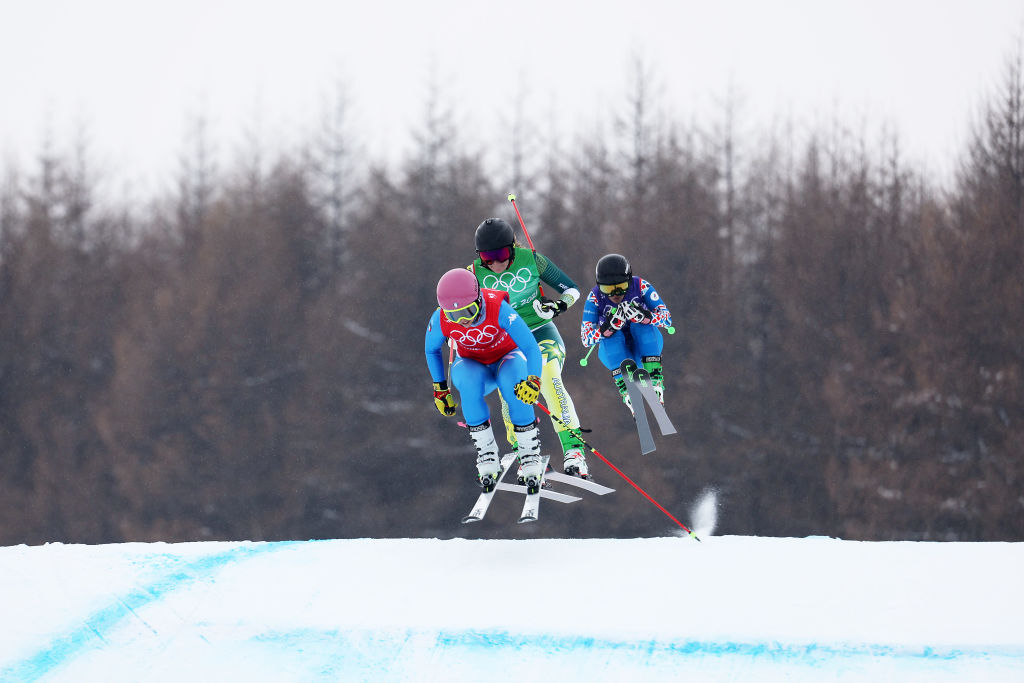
[580,344,597,366]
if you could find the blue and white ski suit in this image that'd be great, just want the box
[580,276,672,370]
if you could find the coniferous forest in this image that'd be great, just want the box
[1,53,1022,545]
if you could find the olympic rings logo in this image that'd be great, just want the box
[481,267,534,293]
[449,324,502,347]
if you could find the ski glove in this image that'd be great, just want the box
[619,300,654,324]
[533,297,568,320]
[513,375,542,405]
[433,381,457,417]
[599,308,628,337]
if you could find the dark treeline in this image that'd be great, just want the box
[1,56,1022,545]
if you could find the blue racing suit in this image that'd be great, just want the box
[426,295,543,427]
[580,276,672,370]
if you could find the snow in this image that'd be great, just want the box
[2,514,1022,682]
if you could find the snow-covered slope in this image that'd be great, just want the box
[1,535,1021,681]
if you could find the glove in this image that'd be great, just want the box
[619,300,654,324]
[532,298,569,320]
[432,381,457,417]
[513,375,542,405]
[599,309,627,337]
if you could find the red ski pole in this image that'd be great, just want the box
[534,403,700,541]
[507,193,536,250]
[507,193,546,298]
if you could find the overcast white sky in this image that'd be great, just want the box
[1,0,1022,195]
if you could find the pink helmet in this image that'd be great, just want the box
[436,268,480,310]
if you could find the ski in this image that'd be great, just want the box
[496,482,581,503]
[461,453,518,524]
[518,455,549,523]
[628,363,676,437]
[544,471,615,495]
[463,456,611,524]
[620,359,676,454]
[620,359,656,453]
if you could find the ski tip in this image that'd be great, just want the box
[461,516,482,524]
[517,516,537,524]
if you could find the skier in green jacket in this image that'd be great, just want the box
[468,217,589,479]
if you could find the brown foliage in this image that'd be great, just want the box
[1,53,1023,544]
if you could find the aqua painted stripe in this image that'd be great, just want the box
[428,630,1019,662]
[205,627,1024,681]
[242,627,1024,664]
[1,542,301,681]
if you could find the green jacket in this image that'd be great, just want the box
[472,247,579,331]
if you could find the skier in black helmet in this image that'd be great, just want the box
[581,254,673,416]
[468,217,590,479]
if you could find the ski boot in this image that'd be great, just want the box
[557,429,589,478]
[516,458,553,483]
[513,423,543,493]
[563,447,589,478]
[613,373,635,417]
[643,356,665,406]
[469,421,501,492]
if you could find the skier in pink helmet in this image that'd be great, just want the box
[425,268,545,492]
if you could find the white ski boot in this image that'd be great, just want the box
[469,422,501,491]
[563,447,589,478]
[513,423,543,492]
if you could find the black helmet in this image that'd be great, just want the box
[596,253,632,285]
[475,218,515,252]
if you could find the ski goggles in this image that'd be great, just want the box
[599,281,630,295]
[442,299,481,324]
[478,246,513,265]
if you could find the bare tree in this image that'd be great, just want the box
[307,75,361,270]
[176,108,218,243]
[615,53,660,230]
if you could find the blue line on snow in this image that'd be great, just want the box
[245,627,1023,672]
[5,545,1021,679]
[1,541,302,681]
[428,629,1020,662]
